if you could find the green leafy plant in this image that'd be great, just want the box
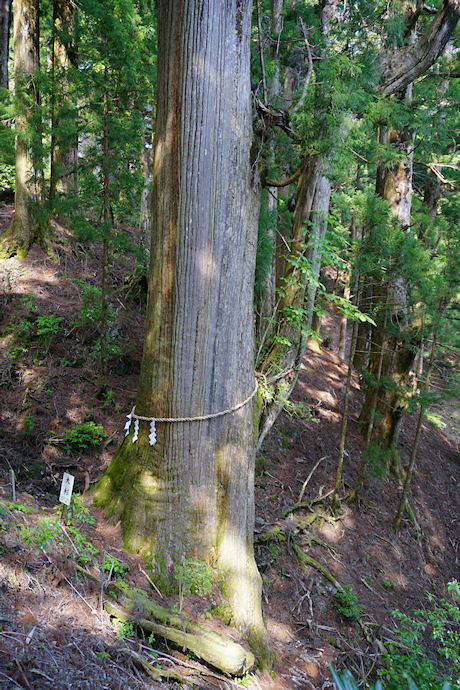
[36,314,62,338]
[18,517,62,554]
[283,398,319,422]
[103,555,128,580]
[69,528,99,564]
[95,652,110,660]
[117,621,136,639]
[334,585,364,621]
[22,415,36,437]
[379,582,460,688]
[0,163,15,193]
[101,390,114,408]
[64,421,106,451]
[176,558,213,609]
[57,494,95,526]
[73,282,115,340]
[383,579,397,590]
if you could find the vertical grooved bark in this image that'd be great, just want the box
[91,0,269,660]
[0,0,11,88]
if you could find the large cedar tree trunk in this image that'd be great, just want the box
[91,0,269,658]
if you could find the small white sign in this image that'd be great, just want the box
[59,472,75,506]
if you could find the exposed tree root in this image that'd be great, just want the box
[292,541,390,668]
[267,491,391,668]
[105,583,255,677]
[292,543,340,589]
[115,646,185,683]
[74,564,256,676]
[0,222,56,261]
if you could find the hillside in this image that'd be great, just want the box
[0,211,459,690]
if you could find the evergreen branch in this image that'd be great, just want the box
[379,0,460,97]
[265,167,302,187]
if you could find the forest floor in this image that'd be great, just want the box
[0,208,459,690]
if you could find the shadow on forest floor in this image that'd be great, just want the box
[0,211,459,689]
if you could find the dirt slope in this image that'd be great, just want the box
[0,213,459,689]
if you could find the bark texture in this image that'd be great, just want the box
[50,0,78,199]
[359,127,419,448]
[1,0,52,258]
[91,0,268,659]
[379,0,460,97]
[0,0,11,88]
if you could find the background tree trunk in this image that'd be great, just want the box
[0,0,12,88]
[1,0,52,258]
[359,118,419,448]
[50,0,78,200]
[255,0,283,349]
[91,0,269,659]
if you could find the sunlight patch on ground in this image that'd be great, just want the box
[316,390,338,407]
[380,568,409,588]
[66,405,84,423]
[428,531,445,552]
[337,503,355,529]
[317,520,344,543]
[267,618,295,643]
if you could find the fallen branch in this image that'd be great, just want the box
[297,456,328,504]
[74,564,255,676]
[115,647,184,683]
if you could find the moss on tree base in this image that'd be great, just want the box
[105,582,256,676]
[0,221,56,261]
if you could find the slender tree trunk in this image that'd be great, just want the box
[338,214,358,360]
[91,0,269,660]
[359,86,420,448]
[259,142,348,444]
[96,65,110,400]
[138,109,153,252]
[308,304,322,350]
[352,307,388,498]
[257,154,323,446]
[358,281,420,449]
[1,0,52,258]
[332,316,359,511]
[255,0,283,349]
[393,333,437,532]
[0,0,12,88]
[50,0,78,201]
[353,281,372,369]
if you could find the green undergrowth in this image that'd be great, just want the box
[332,581,459,689]
[331,666,452,690]
[379,582,460,689]
[64,421,106,451]
[3,495,99,563]
[334,584,364,620]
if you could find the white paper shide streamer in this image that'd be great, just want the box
[124,411,157,446]
[132,418,139,442]
[149,420,157,445]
